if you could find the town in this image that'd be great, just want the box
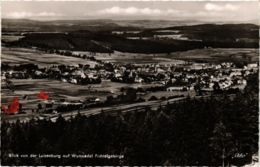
[1,48,258,115]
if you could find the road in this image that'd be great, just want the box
[50,96,186,122]
[2,94,234,123]
[2,96,186,123]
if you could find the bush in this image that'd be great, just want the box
[148,96,158,101]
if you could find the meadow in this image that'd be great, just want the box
[2,47,98,68]
[167,48,259,63]
[1,79,164,110]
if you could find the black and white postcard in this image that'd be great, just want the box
[1,0,259,166]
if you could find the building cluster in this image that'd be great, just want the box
[2,64,102,85]
[108,61,258,92]
[1,49,258,115]
[1,49,258,93]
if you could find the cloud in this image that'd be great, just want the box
[93,6,237,20]
[5,12,62,18]
[97,6,180,16]
[205,3,239,11]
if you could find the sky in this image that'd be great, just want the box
[1,1,259,23]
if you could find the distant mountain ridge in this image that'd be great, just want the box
[2,19,258,32]
[2,19,258,53]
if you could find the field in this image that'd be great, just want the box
[82,51,186,65]
[1,79,164,110]
[2,35,24,42]
[94,48,258,64]
[1,47,98,67]
[166,48,259,63]
[2,47,185,66]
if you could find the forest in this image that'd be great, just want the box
[1,73,258,166]
[6,23,259,54]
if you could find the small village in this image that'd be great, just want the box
[2,50,258,93]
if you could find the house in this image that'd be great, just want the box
[88,72,97,79]
[244,70,250,76]
[35,70,43,75]
[237,79,247,85]
[50,67,60,72]
[215,64,222,69]
[167,86,185,91]
[231,84,246,90]
[86,97,101,103]
[135,77,144,83]
[71,70,83,76]
[173,72,182,77]
[247,63,258,69]
[115,73,122,78]
[209,82,214,88]
[61,78,67,83]
[219,80,232,89]
[80,73,86,79]
[201,87,214,91]
[230,71,242,77]
[186,74,195,79]
[156,67,165,73]
[190,65,203,70]
[1,74,6,80]
[70,78,77,84]
[95,98,100,102]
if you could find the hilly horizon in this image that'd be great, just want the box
[3,23,258,54]
[2,18,259,32]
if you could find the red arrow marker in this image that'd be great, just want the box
[8,97,19,113]
[37,90,49,100]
